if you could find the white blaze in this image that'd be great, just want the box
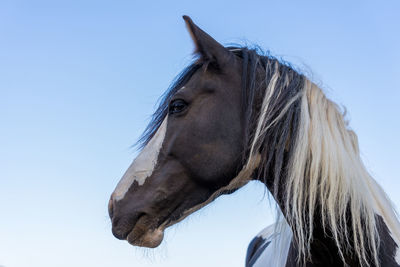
[112,117,168,201]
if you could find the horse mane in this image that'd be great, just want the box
[137,46,399,266]
[242,49,399,266]
[283,80,380,265]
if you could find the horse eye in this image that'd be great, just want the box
[169,99,188,115]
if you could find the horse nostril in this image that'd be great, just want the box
[108,197,114,219]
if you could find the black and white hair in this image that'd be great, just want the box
[138,46,400,266]
[238,48,400,266]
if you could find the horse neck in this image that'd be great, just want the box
[248,77,400,266]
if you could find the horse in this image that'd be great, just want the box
[108,16,400,266]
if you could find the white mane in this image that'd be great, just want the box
[246,62,400,266]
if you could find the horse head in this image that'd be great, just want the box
[109,16,251,248]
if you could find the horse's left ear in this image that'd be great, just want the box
[183,15,233,67]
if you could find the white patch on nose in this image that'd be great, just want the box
[112,117,168,201]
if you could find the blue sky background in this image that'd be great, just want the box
[1,1,399,266]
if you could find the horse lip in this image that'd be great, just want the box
[111,224,129,240]
[112,213,145,240]
[113,204,183,246]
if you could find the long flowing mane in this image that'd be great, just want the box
[138,46,399,266]
[243,49,400,266]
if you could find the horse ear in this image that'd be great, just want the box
[183,15,232,67]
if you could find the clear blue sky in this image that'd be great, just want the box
[1,1,399,266]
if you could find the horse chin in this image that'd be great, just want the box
[126,216,165,248]
[127,227,164,248]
